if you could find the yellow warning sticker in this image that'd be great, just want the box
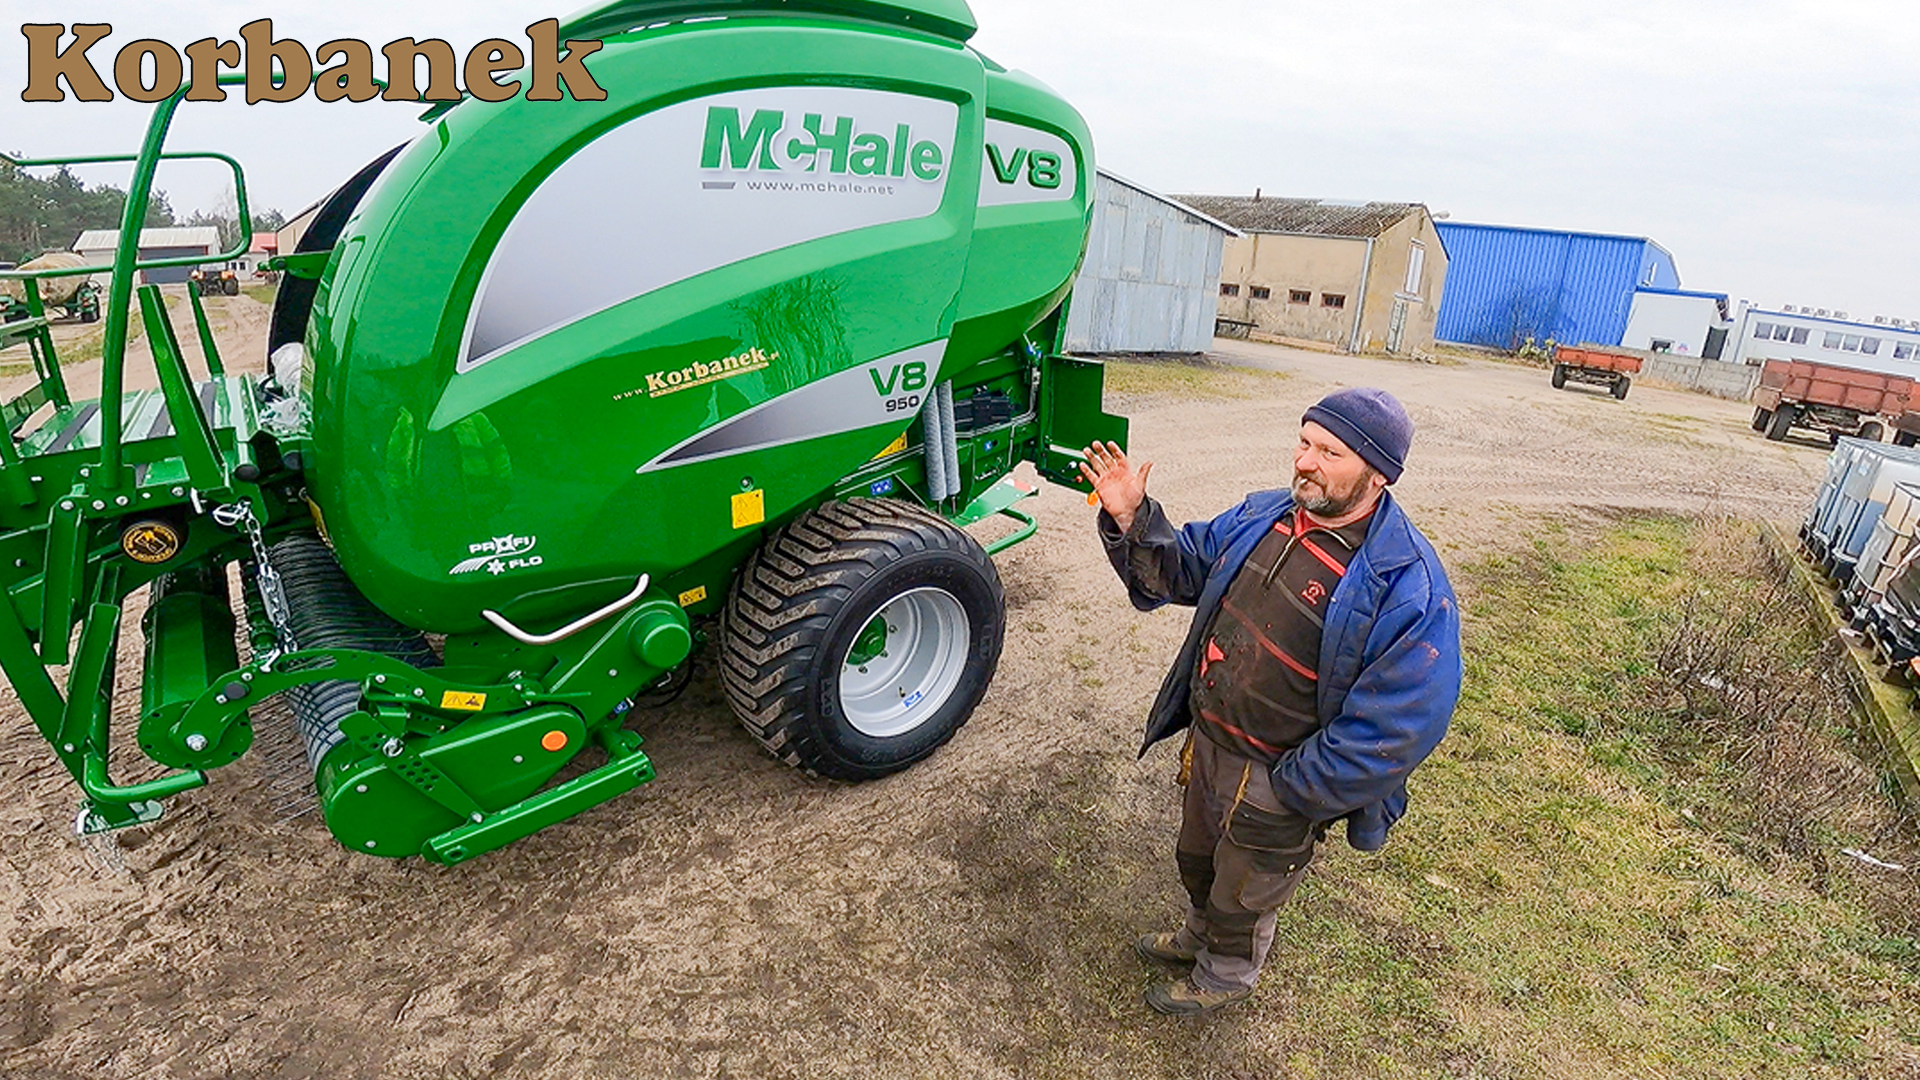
[870,432,908,461]
[678,585,708,607]
[731,489,765,529]
[440,690,487,711]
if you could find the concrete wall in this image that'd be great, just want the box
[1216,232,1367,348]
[1353,211,1447,356]
[1215,210,1445,354]
[1066,173,1230,354]
[1613,346,1762,400]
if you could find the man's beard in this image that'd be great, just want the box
[1292,469,1370,517]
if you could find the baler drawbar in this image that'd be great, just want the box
[0,0,1125,863]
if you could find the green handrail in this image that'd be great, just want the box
[0,72,253,490]
[0,150,252,283]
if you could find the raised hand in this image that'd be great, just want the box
[1078,441,1153,532]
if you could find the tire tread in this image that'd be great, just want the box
[719,498,1003,780]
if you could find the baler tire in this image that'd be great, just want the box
[1765,406,1795,441]
[1611,375,1631,400]
[1898,431,1919,448]
[1753,408,1771,432]
[1860,420,1886,443]
[721,498,1005,781]
[1550,364,1567,389]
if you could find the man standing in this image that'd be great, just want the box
[1081,387,1462,1016]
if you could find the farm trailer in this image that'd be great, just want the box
[1752,358,1920,445]
[0,0,1125,865]
[0,252,101,324]
[1550,345,1639,401]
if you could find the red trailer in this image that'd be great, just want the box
[1551,345,1642,400]
[1751,359,1920,445]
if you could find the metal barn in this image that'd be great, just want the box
[72,227,220,286]
[1433,222,1679,350]
[1065,170,1239,354]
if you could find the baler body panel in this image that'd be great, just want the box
[307,19,1092,634]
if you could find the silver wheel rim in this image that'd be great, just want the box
[839,587,970,738]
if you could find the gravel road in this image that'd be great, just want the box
[0,322,1832,1079]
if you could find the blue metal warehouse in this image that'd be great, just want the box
[1432,222,1680,349]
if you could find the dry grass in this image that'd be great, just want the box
[1411,513,1920,1076]
[1652,518,1919,935]
[1101,356,1291,401]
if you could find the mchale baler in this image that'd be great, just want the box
[0,0,1125,864]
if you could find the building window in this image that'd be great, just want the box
[1897,344,1915,360]
[1220,283,1240,297]
[1404,242,1426,297]
[1754,322,1773,338]
[1790,327,1809,345]
[1772,324,1792,341]
[1844,334,1862,351]
[1249,286,1271,300]
[1289,289,1311,304]
[1825,331,1844,349]
[1322,293,1346,309]
[1651,339,1673,353]
[1862,337,1882,355]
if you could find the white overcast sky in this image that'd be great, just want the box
[3,0,1915,318]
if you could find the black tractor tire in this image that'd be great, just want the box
[223,278,240,296]
[1550,364,1567,389]
[1753,407,1772,432]
[79,306,98,323]
[1612,375,1631,400]
[721,498,1005,781]
[1860,420,1886,443]
[1765,406,1796,441]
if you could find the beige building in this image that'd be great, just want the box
[1177,196,1449,356]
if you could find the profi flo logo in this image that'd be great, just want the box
[449,534,542,576]
[702,107,947,180]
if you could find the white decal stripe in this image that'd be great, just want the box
[637,341,947,473]
[458,87,959,374]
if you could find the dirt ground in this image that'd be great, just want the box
[0,312,1835,1079]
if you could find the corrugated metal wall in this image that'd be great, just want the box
[1065,173,1229,354]
[1432,223,1675,349]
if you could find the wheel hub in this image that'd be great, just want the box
[839,588,969,738]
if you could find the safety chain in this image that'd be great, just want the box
[210,497,297,658]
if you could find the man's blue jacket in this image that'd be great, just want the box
[1100,487,1462,851]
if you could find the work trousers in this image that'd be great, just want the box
[1172,730,1319,993]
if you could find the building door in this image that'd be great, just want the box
[1703,327,1728,361]
[1387,298,1409,353]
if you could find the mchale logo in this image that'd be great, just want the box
[702,106,946,181]
[20,19,605,104]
